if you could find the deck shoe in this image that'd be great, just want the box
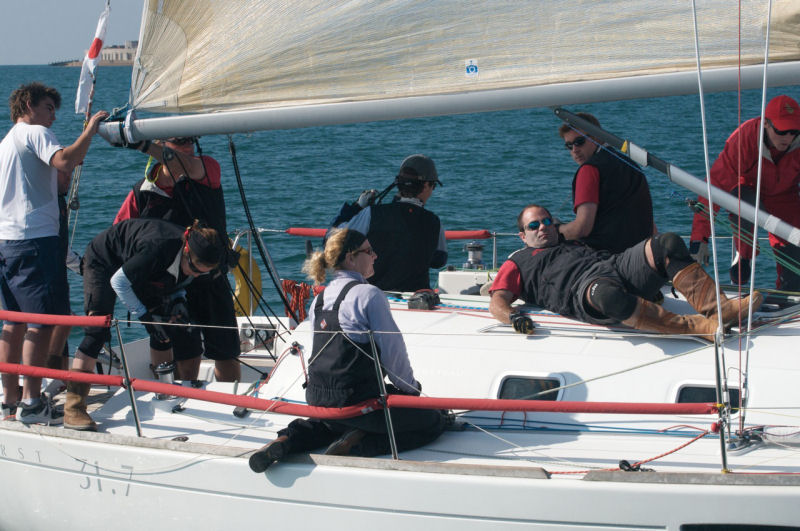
[672,263,763,325]
[64,372,97,431]
[249,437,288,473]
[1,402,17,421]
[324,429,367,456]
[19,398,64,426]
[621,298,718,339]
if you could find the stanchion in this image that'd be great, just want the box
[115,321,142,437]
[369,331,398,459]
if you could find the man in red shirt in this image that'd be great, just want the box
[690,95,800,290]
[557,113,655,254]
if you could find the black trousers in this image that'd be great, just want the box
[279,407,446,457]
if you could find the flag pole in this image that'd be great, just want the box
[69,0,110,245]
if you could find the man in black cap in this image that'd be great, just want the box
[344,154,447,292]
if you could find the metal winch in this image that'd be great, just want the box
[462,241,484,270]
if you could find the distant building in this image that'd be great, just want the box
[99,41,138,64]
[51,41,138,67]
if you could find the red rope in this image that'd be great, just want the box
[281,279,311,321]
[550,429,712,476]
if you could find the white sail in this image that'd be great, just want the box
[129,0,799,115]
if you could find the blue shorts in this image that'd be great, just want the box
[0,237,70,328]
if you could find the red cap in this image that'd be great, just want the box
[765,95,800,131]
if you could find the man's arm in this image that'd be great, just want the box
[143,142,207,181]
[489,289,517,324]
[558,202,597,240]
[49,110,108,172]
[430,221,448,268]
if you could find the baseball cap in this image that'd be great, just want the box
[396,154,443,186]
[765,95,800,131]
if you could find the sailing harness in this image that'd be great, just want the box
[305,281,380,408]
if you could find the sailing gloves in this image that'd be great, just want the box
[689,239,710,266]
[112,138,151,153]
[168,297,190,324]
[140,311,170,344]
[356,189,378,208]
[509,311,535,335]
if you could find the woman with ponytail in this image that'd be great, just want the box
[249,228,445,472]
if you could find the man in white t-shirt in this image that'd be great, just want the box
[0,82,107,425]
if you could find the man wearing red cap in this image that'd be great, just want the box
[690,95,800,290]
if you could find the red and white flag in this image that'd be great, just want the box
[75,2,110,114]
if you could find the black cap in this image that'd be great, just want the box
[396,154,442,186]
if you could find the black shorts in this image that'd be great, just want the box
[186,274,240,360]
[575,239,664,325]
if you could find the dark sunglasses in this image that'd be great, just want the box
[564,136,587,150]
[185,249,209,275]
[166,137,196,145]
[525,217,553,231]
[770,123,800,137]
[352,246,376,257]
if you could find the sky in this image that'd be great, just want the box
[0,0,143,65]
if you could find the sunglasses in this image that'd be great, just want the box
[770,123,800,137]
[525,217,553,231]
[564,136,587,150]
[352,246,376,257]
[166,137,196,145]
[184,245,210,275]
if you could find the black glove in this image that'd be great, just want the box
[689,239,710,266]
[140,311,170,343]
[127,140,151,152]
[168,297,190,324]
[112,139,151,152]
[509,311,535,335]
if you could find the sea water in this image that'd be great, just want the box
[0,65,796,343]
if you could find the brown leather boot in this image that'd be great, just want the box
[621,298,718,339]
[64,371,97,432]
[671,263,763,326]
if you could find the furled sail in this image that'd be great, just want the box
[129,0,799,116]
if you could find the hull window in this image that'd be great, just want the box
[498,377,560,401]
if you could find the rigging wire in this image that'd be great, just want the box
[143,139,286,359]
[739,0,775,435]
[227,135,299,324]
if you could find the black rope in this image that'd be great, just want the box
[151,141,287,352]
[227,135,300,323]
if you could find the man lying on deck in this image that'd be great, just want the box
[488,204,763,338]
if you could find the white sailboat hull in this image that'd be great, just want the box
[2,423,799,530]
[2,285,800,529]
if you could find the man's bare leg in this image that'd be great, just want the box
[0,324,25,404]
[214,359,241,382]
[20,326,54,401]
